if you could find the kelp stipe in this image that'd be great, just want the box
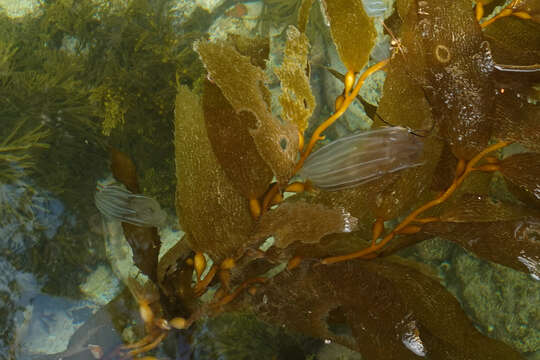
[299,127,424,191]
[94,182,166,227]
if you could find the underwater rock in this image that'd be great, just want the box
[407,239,540,354]
[207,1,263,40]
[196,0,226,12]
[103,218,148,284]
[79,265,122,306]
[15,294,99,358]
[452,251,540,353]
[0,258,40,358]
[0,181,64,253]
[317,342,363,360]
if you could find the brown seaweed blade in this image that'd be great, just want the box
[247,260,523,359]
[309,44,440,226]
[412,0,496,160]
[438,194,533,222]
[275,26,315,135]
[174,85,254,263]
[421,194,540,278]
[499,153,540,208]
[320,0,376,72]
[423,219,539,279]
[203,80,273,199]
[194,40,298,185]
[252,200,358,249]
[111,148,161,282]
[492,91,540,152]
[365,68,441,219]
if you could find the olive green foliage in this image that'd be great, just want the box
[0,0,205,209]
[0,121,49,184]
[275,26,315,134]
[83,0,204,207]
[0,4,103,204]
[0,0,208,300]
[321,0,376,72]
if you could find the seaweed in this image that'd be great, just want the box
[274,26,315,135]
[194,39,299,185]
[174,85,254,263]
[246,259,524,359]
[203,79,273,200]
[320,0,376,72]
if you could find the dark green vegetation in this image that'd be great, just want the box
[0,0,208,354]
[0,0,208,209]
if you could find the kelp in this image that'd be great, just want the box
[320,0,376,72]
[203,80,273,199]
[156,233,199,315]
[194,40,299,185]
[413,0,496,159]
[297,0,314,33]
[418,194,540,277]
[499,153,540,208]
[174,85,255,263]
[275,26,315,135]
[244,259,523,359]
[484,17,540,66]
[302,48,438,222]
[253,200,358,249]
[492,91,540,152]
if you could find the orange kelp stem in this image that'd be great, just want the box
[321,141,511,265]
[260,59,390,215]
[480,0,530,28]
[295,59,390,172]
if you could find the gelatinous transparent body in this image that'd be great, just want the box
[299,127,424,191]
[94,183,166,227]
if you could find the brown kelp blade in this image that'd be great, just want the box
[252,200,358,249]
[247,259,523,359]
[500,153,540,208]
[174,85,254,263]
[421,194,540,278]
[203,80,273,200]
[320,0,376,72]
[194,39,298,186]
[492,91,540,152]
